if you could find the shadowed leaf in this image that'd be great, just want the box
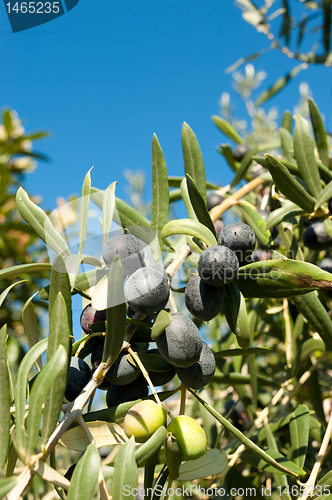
[113,436,138,500]
[0,325,10,469]
[289,405,310,469]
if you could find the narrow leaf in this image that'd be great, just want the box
[238,203,272,247]
[212,116,243,144]
[308,98,329,168]
[180,177,197,221]
[167,177,219,189]
[0,262,51,282]
[292,292,332,351]
[135,426,167,466]
[102,181,117,247]
[67,443,101,500]
[15,338,48,458]
[22,294,42,371]
[78,167,93,254]
[41,292,71,447]
[235,258,332,299]
[26,345,67,458]
[315,180,332,210]
[181,123,207,200]
[161,219,217,248]
[113,437,138,500]
[188,389,304,477]
[231,146,258,188]
[294,115,322,198]
[255,64,304,106]
[0,325,10,469]
[0,477,19,498]
[61,421,127,451]
[324,218,332,239]
[0,280,27,309]
[16,187,71,257]
[103,257,127,369]
[32,461,70,490]
[224,282,250,348]
[186,174,217,237]
[265,154,315,212]
[281,110,292,133]
[219,144,238,172]
[279,127,295,164]
[151,134,169,260]
[265,203,305,229]
[178,449,228,480]
[151,310,172,341]
[289,404,310,469]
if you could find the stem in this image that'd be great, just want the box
[179,384,186,415]
[297,411,332,500]
[168,289,177,313]
[209,177,268,221]
[127,347,174,419]
[163,479,173,500]
[165,243,191,279]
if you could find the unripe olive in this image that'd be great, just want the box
[123,400,167,443]
[166,415,207,461]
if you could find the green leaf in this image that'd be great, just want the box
[255,64,304,107]
[279,127,295,164]
[214,347,269,357]
[60,421,127,451]
[212,116,243,144]
[289,405,310,469]
[231,146,258,188]
[135,426,167,466]
[39,268,107,300]
[186,174,217,237]
[41,291,71,448]
[180,177,197,221]
[235,258,332,299]
[178,449,228,480]
[113,436,138,500]
[188,389,304,477]
[103,257,127,369]
[0,325,10,469]
[22,293,42,372]
[219,144,238,172]
[238,203,272,247]
[181,123,207,200]
[15,338,48,458]
[151,135,169,260]
[315,180,332,210]
[0,262,51,282]
[317,471,332,498]
[294,115,322,198]
[0,280,28,308]
[161,219,217,248]
[0,477,18,498]
[265,154,315,212]
[292,292,332,351]
[67,443,101,500]
[265,203,305,229]
[26,345,67,458]
[308,98,329,168]
[241,447,305,476]
[278,225,303,261]
[78,167,93,254]
[224,282,250,349]
[324,218,332,239]
[151,310,172,340]
[16,187,71,257]
[3,109,13,135]
[168,177,219,189]
[32,461,70,490]
[323,0,331,54]
[281,110,292,133]
[169,188,182,203]
[101,181,117,247]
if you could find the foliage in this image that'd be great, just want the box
[2,88,332,500]
[232,0,332,103]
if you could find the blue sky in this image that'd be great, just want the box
[1,0,331,214]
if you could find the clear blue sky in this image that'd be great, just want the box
[1,0,331,212]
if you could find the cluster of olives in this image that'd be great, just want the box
[185,222,256,322]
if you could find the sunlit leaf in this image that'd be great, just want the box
[22,293,42,371]
[265,154,315,212]
[212,116,243,144]
[308,98,329,168]
[113,436,138,500]
[238,203,272,247]
[289,405,309,469]
[181,122,207,200]
[67,443,101,500]
[161,219,217,248]
[78,167,93,254]
[135,426,166,466]
[0,325,10,469]
[255,64,305,107]
[265,203,305,229]
[224,282,250,348]
[102,181,117,247]
[151,310,172,341]
[60,421,128,451]
[294,115,321,198]
[26,345,67,458]
[16,187,70,257]
[186,174,217,237]
[151,134,169,260]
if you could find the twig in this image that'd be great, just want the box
[179,384,186,415]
